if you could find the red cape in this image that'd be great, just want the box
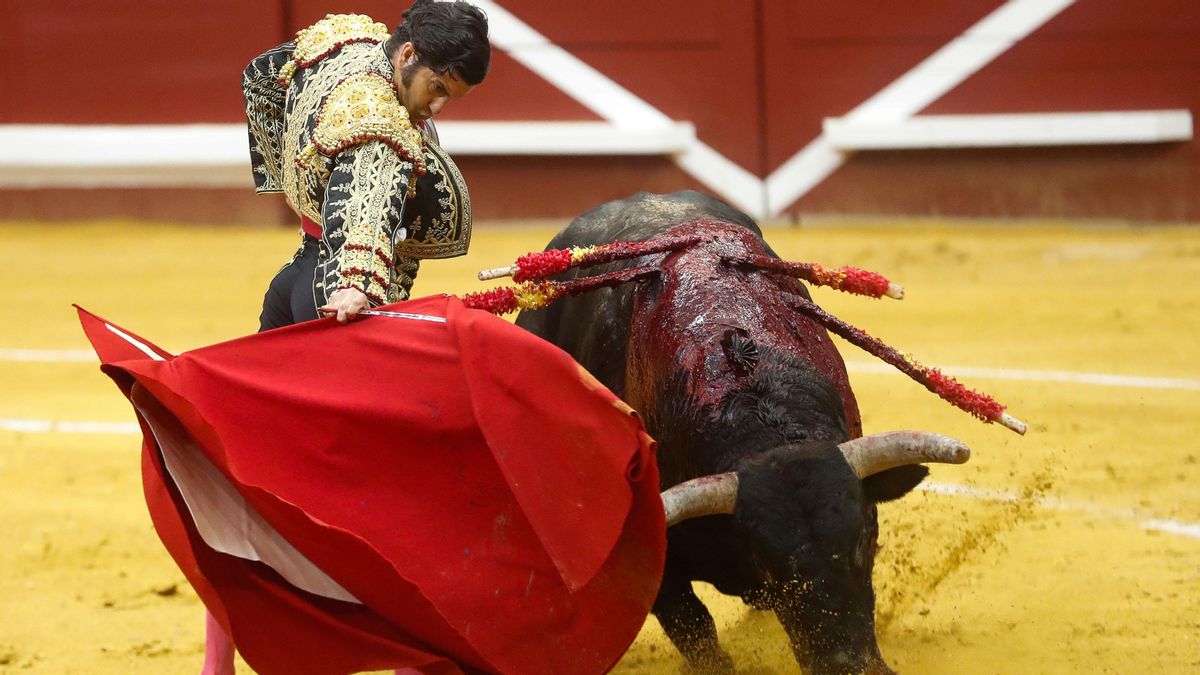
[78,295,665,675]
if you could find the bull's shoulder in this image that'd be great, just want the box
[551,190,763,250]
[658,190,761,235]
[548,194,654,249]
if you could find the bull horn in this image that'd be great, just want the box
[661,473,738,526]
[839,431,970,479]
[660,432,968,525]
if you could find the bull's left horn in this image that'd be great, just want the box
[661,473,738,526]
[839,431,970,479]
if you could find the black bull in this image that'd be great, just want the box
[515,191,953,674]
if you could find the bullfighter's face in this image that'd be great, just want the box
[392,42,475,123]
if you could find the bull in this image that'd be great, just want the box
[497,191,1021,674]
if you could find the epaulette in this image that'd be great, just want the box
[277,14,390,85]
[296,71,427,197]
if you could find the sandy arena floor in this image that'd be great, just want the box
[1,218,1197,673]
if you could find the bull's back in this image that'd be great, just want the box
[545,190,760,249]
[515,191,763,395]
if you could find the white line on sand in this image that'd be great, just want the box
[920,481,1200,541]
[844,361,1200,391]
[3,414,1195,541]
[1,418,139,434]
[0,348,97,362]
[9,348,1200,391]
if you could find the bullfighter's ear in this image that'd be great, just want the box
[861,465,929,503]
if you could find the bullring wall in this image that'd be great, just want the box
[1,0,1196,223]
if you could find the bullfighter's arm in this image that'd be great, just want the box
[320,142,416,310]
[241,42,294,194]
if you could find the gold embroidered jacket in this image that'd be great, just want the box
[242,14,471,307]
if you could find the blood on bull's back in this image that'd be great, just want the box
[623,219,863,441]
[508,189,1001,674]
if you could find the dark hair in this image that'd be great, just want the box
[385,0,490,85]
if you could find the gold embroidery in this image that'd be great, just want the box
[388,257,421,303]
[298,71,425,198]
[277,60,297,85]
[243,43,293,193]
[279,40,392,224]
[327,142,412,304]
[276,14,389,88]
[293,14,389,67]
[393,140,472,259]
[260,13,461,306]
[277,36,417,307]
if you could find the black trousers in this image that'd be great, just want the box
[258,235,321,332]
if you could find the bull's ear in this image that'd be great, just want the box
[862,465,929,503]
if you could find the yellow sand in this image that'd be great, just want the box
[1,219,1197,673]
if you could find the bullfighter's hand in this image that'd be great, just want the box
[319,288,370,324]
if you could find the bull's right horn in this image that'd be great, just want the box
[839,431,970,479]
[661,432,968,526]
[661,473,738,527]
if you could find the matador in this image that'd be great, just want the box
[242,9,487,329]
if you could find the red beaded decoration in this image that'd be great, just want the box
[511,249,574,282]
[490,234,706,283]
[461,286,520,314]
[786,294,1011,426]
[461,282,564,314]
[463,266,659,316]
[734,256,896,299]
[572,234,705,269]
[343,242,393,267]
[470,231,1021,433]
[924,368,1007,422]
[812,263,893,298]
